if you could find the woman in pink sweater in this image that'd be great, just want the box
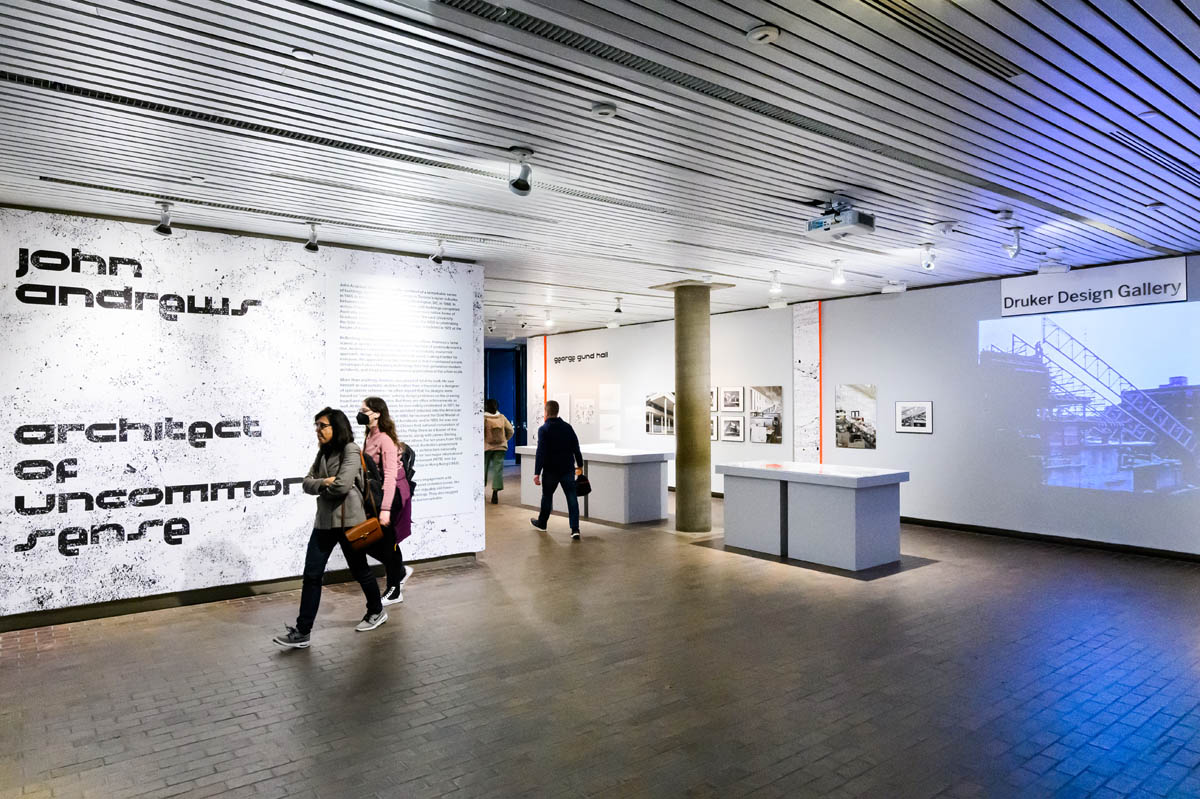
[357,397,415,605]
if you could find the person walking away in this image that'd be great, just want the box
[483,399,514,504]
[358,397,415,606]
[529,400,584,540]
[273,408,386,649]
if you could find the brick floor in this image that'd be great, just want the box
[4,490,1200,798]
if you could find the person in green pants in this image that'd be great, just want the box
[483,399,514,504]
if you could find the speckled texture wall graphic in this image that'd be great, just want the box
[0,209,484,616]
[793,303,821,460]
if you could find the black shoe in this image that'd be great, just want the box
[491,490,498,504]
[530,518,547,531]
[571,530,581,541]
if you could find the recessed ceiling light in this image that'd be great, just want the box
[1137,110,1161,120]
[1144,201,1167,211]
[189,176,206,184]
[291,47,315,61]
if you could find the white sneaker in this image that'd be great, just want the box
[398,565,415,589]
[381,585,404,606]
[355,611,388,632]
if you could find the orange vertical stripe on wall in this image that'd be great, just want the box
[818,301,823,464]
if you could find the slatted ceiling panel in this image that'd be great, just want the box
[0,2,1196,342]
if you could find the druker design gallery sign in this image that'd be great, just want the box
[1000,257,1187,317]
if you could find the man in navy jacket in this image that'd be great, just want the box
[530,400,584,540]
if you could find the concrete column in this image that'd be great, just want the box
[674,285,711,532]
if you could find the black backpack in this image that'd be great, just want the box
[400,443,417,496]
[360,451,385,517]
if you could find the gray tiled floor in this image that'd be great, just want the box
[4,488,1200,798]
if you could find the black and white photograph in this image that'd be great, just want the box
[645,390,675,435]
[720,386,744,413]
[720,415,745,442]
[748,385,784,444]
[835,384,878,449]
[895,401,933,434]
[710,386,717,412]
[710,413,718,441]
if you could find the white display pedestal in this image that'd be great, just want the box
[715,461,910,571]
[516,445,673,524]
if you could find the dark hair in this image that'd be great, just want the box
[545,400,559,417]
[364,396,400,448]
[485,398,498,413]
[315,407,354,455]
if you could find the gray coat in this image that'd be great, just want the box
[302,442,366,530]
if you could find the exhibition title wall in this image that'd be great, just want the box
[0,209,484,616]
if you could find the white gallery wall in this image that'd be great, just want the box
[528,307,796,492]
[0,209,484,616]
[820,255,1200,554]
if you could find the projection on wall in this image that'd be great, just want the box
[978,303,1199,494]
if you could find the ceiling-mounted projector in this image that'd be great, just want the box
[805,208,875,241]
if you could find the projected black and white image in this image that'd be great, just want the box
[835,384,877,449]
[748,385,784,444]
[645,390,675,435]
[896,401,933,434]
[979,305,1199,494]
[720,415,745,442]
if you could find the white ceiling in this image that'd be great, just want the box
[2,0,1198,342]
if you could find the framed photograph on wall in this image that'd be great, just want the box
[719,415,745,442]
[835,384,877,449]
[710,386,717,412]
[720,386,744,413]
[747,385,784,444]
[895,401,933,434]
[710,413,718,441]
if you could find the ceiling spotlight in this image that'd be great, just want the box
[613,297,623,314]
[291,47,315,61]
[508,146,534,197]
[830,260,846,286]
[153,201,173,237]
[429,240,445,265]
[932,221,958,236]
[1003,226,1024,260]
[993,209,1014,223]
[487,321,496,334]
[590,101,617,118]
[520,320,528,330]
[920,243,936,271]
[746,24,780,44]
[881,280,907,294]
[304,222,319,253]
[768,270,783,296]
[543,310,554,329]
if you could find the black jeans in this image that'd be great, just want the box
[364,528,406,589]
[296,527,382,634]
[537,471,579,531]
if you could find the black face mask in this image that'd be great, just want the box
[356,412,370,426]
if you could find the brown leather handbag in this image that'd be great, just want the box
[341,453,383,551]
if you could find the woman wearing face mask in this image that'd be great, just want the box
[273,408,386,649]
[358,397,414,605]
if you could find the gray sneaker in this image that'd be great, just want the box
[272,626,310,649]
[355,611,388,632]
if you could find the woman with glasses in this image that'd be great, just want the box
[272,407,386,649]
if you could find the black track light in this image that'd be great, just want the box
[614,297,623,314]
[153,201,173,236]
[429,240,445,265]
[304,223,319,253]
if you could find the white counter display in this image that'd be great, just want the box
[715,461,910,571]
[516,445,673,524]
